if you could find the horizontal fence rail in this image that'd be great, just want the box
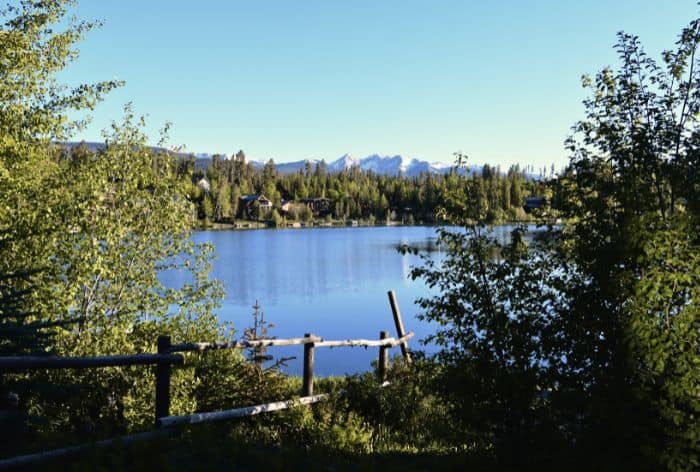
[169,332,414,353]
[314,332,414,348]
[0,353,183,371]
[169,335,322,353]
[158,394,329,428]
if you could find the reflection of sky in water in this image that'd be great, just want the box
[161,224,536,376]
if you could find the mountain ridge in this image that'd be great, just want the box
[63,142,536,178]
[247,153,478,177]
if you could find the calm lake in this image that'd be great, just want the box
[172,225,526,376]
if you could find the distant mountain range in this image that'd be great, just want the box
[64,142,537,179]
[207,152,483,178]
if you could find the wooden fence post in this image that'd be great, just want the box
[155,335,172,423]
[302,333,315,396]
[387,290,412,364]
[378,331,389,382]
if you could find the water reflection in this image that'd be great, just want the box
[196,227,437,306]
[161,224,541,375]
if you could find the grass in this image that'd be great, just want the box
[34,421,480,472]
[4,365,483,471]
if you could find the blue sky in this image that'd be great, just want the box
[62,1,698,168]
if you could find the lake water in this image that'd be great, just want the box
[168,224,527,376]
[189,225,441,376]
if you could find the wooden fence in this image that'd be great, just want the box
[0,291,413,468]
[154,329,413,421]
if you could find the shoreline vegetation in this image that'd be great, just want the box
[195,215,547,231]
[63,136,559,231]
[170,146,556,231]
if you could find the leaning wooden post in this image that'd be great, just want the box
[155,335,172,423]
[378,331,389,382]
[387,290,412,364]
[302,333,315,396]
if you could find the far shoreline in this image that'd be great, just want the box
[193,218,550,232]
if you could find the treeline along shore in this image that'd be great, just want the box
[68,142,555,228]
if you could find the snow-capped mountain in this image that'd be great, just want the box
[262,153,475,178]
[243,153,465,177]
[244,154,529,179]
[326,153,359,173]
[329,154,482,177]
[348,154,467,177]
[62,142,504,178]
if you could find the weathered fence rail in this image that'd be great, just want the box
[0,290,413,468]
[169,335,322,353]
[0,353,183,371]
[388,290,412,363]
[314,332,414,348]
[158,394,329,428]
[169,332,413,353]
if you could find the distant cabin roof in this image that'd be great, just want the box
[240,194,269,202]
[196,178,211,192]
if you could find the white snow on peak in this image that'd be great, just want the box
[328,153,359,172]
[188,150,476,177]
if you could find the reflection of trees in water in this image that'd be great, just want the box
[396,225,557,260]
[205,228,429,306]
[396,237,442,255]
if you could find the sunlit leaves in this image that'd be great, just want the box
[414,12,700,470]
